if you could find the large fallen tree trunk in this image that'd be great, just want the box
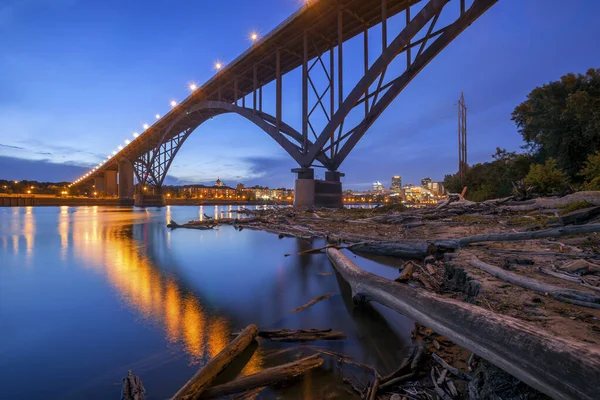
[201,354,324,399]
[172,324,258,400]
[350,241,435,259]
[351,224,600,259]
[450,224,600,248]
[501,191,600,211]
[326,248,600,400]
[470,256,600,309]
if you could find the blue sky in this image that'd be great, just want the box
[1,0,599,189]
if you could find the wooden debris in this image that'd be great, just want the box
[425,263,437,275]
[379,341,424,390]
[367,377,380,400]
[560,259,600,275]
[432,353,472,381]
[257,329,346,342]
[307,346,380,378]
[172,324,258,400]
[396,261,416,282]
[201,354,324,399]
[231,386,265,400]
[471,256,600,309]
[291,293,335,313]
[326,247,600,400]
[121,370,146,400]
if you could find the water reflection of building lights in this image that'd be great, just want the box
[24,207,34,256]
[68,213,262,369]
[59,206,69,258]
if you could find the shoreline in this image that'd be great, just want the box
[0,195,294,207]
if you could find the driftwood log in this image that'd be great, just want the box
[201,354,324,399]
[351,224,600,259]
[257,329,346,342]
[291,293,334,313]
[172,324,258,400]
[470,256,600,309]
[501,191,600,211]
[326,248,600,400]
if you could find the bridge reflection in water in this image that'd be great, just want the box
[66,206,263,375]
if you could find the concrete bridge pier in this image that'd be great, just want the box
[94,176,105,193]
[293,168,343,209]
[118,160,134,199]
[105,171,118,197]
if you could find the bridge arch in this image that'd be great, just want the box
[134,101,332,188]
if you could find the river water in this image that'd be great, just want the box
[0,205,413,399]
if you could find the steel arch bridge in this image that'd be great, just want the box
[74,0,498,207]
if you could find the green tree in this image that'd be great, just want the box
[524,158,569,195]
[579,151,600,190]
[512,68,600,180]
[443,148,532,201]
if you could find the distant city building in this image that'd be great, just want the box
[430,182,445,196]
[215,177,224,187]
[372,181,385,192]
[391,176,402,192]
[421,177,432,188]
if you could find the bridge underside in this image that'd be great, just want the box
[76,0,498,208]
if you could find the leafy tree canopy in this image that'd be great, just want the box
[512,68,600,180]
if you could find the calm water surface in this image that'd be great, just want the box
[0,205,413,399]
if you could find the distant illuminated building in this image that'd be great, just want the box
[391,176,402,192]
[421,177,432,189]
[372,181,385,193]
[215,177,224,187]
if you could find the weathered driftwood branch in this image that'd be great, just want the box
[501,191,600,211]
[291,293,334,313]
[352,224,600,259]
[306,346,380,378]
[201,354,324,399]
[470,256,600,309]
[257,329,346,342]
[452,224,600,248]
[379,342,424,390]
[172,324,258,400]
[326,248,600,400]
[432,353,471,381]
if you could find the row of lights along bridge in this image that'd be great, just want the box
[69,30,263,187]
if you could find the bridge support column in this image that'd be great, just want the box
[293,168,343,209]
[105,170,118,197]
[94,176,105,193]
[118,160,134,199]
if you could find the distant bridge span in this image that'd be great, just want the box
[74,0,498,207]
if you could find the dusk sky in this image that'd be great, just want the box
[1,0,599,189]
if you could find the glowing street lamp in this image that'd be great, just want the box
[250,32,258,42]
[133,132,139,138]
[155,114,160,119]
[170,100,177,107]
[125,139,130,145]
[118,145,123,150]
[112,151,117,155]
[143,123,149,130]
[189,83,197,91]
[214,62,223,71]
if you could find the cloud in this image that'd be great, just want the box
[0,143,25,150]
[0,155,89,181]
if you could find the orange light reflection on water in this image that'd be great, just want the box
[67,209,263,371]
